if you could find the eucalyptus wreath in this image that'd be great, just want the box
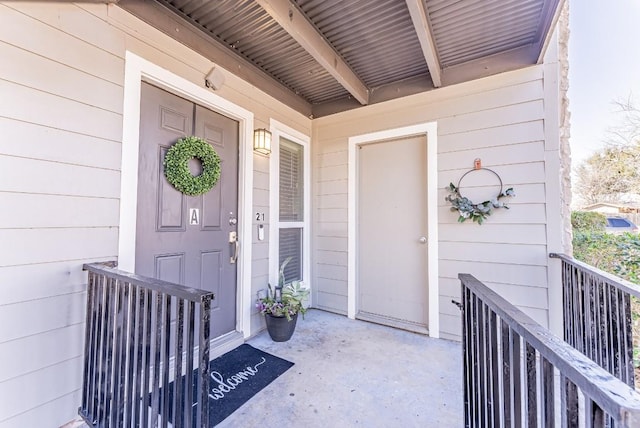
[445,182,515,225]
[163,136,221,196]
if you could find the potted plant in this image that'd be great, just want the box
[256,258,310,342]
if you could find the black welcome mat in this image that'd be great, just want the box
[161,344,294,426]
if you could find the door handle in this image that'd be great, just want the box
[419,236,427,244]
[229,231,239,264]
[231,240,239,264]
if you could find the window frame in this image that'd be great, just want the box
[269,119,311,297]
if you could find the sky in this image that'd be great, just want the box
[568,2,640,165]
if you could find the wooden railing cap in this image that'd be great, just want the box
[83,262,214,303]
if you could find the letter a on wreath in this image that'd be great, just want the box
[163,136,221,196]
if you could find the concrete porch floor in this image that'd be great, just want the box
[66,309,463,427]
[221,309,463,427]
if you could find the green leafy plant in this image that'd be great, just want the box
[445,182,515,225]
[164,136,221,196]
[571,211,640,372]
[572,211,640,282]
[570,211,607,232]
[256,257,310,321]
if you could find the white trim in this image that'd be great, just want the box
[268,119,312,304]
[347,122,439,338]
[542,27,565,336]
[119,51,254,338]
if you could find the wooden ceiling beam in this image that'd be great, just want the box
[254,0,370,105]
[441,45,538,87]
[312,75,435,118]
[405,0,442,88]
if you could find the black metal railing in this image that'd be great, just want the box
[79,263,214,428]
[460,273,640,427]
[551,253,639,388]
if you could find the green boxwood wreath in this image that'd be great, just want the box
[163,136,221,196]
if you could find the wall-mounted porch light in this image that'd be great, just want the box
[253,128,272,155]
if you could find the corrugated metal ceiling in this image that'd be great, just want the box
[295,0,430,89]
[427,0,546,68]
[127,0,562,116]
[162,0,349,103]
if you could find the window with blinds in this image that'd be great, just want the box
[279,139,304,222]
[279,228,302,283]
[278,138,304,283]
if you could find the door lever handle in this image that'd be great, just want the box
[231,240,239,264]
[229,231,239,264]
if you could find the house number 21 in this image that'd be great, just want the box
[256,212,265,222]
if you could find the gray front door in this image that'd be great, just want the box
[136,82,239,338]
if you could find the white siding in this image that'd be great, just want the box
[312,65,561,341]
[250,154,271,332]
[0,2,310,426]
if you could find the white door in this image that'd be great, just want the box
[357,135,429,334]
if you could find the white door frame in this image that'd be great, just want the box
[118,51,254,338]
[347,122,439,338]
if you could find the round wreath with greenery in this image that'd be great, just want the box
[163,136,221,196]
[445,168,515,225]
